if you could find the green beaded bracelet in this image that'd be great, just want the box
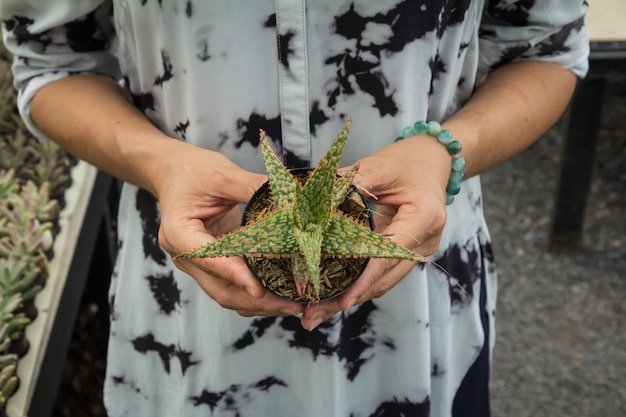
[395,120,466,205]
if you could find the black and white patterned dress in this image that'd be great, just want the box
[3,1,588,416]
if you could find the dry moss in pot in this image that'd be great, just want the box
[242,168,373,303]
[175,117,429,303]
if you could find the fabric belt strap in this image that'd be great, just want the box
[275,0,311,166]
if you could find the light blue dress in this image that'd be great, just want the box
[2,1,588,416]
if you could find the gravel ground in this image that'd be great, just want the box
[484,76,626,416]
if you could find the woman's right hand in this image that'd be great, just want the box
[27,74,302,318]
[154,139,305,318]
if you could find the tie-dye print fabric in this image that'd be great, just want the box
[2,1,588,416]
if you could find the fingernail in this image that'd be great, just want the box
[307,309,327,331]
[308,317,324,332]
[245,286,257,298]
[344,298,357,312]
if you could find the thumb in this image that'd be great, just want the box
[382,203,446,257]
[225,171,268,205]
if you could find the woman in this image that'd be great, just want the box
[2,1,588,416]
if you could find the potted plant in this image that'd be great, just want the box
[0,37,74,413]
[177,118,428,303]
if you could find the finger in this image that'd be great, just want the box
[298,259,404,329]
[300,299,342,331]
[214,170,268,205]
[237,301,301,318]
[334,257,419,311]
[179,258,304,315]
[202,205,244,236]
[375,206,440,257]
[174,255,263,298]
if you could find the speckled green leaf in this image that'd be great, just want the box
[260,130,298,208]
[299,117,352,227]
[293,225,324,298]
[332,165,359,210]
[322,212,429,263]
[177,208,299,259]
[291,256,311,299]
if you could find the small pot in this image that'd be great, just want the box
[242,168,374,303]
[8,333,30,358]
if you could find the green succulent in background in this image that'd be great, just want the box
[16,181,60,224]
[0,292,30,342]
[0,33,74,412]
[0,170,19,203]
[0,256,44,303]
[0,178,58,261]
[0,124,71,198]
[21,141,72,197]
[177,118,429,302]
[0,61,21,137]
[0,362,18,411]
[0,130,35,174]
[0,218,53,262]
[0,289,29,411]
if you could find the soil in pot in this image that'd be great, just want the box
[242,169,373,303]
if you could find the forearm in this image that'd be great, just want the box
[444,61,577,177]
[30,74,186,196]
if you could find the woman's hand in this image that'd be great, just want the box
[30,74,304,318]
[300,135,451,330]
[155,141,305,317]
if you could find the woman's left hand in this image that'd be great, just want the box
[300,134,452,330]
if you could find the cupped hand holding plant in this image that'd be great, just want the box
[155,141,305,318]
[300,130,452,330]
[174,119,448,330]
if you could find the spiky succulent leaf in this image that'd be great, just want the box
[322,212,428,263]
[297,117,351,228]
[260,130,298,208]
[290,256,311,301]
[176,208,299,259]
[332,164,359,210]
[293,225,324,297]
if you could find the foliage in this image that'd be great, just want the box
[177,118,428,302]
[0,37,73,411]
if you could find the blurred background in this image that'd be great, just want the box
[1,1,624,414]
[485,77,626,416]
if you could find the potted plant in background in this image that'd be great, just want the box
[0,37,73,413]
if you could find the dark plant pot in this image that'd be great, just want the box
[9,333,30,358]
[242,168,374,303]
[19,300,38,322]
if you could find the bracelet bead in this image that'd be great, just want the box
[446,140,462,155]
[427,121,441,136]
[446,182,461,196]
[394,120,466,205]
[437,129,453,145]
[451,156,466,172]
[449,170,465,184]
[414,121,428,134]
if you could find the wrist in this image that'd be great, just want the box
[395,121,466,205]
[110,117,180,197]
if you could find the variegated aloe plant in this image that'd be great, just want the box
[177,118,428,302]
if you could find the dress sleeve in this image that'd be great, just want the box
[1,0,121,140]
[478,0,589,79]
